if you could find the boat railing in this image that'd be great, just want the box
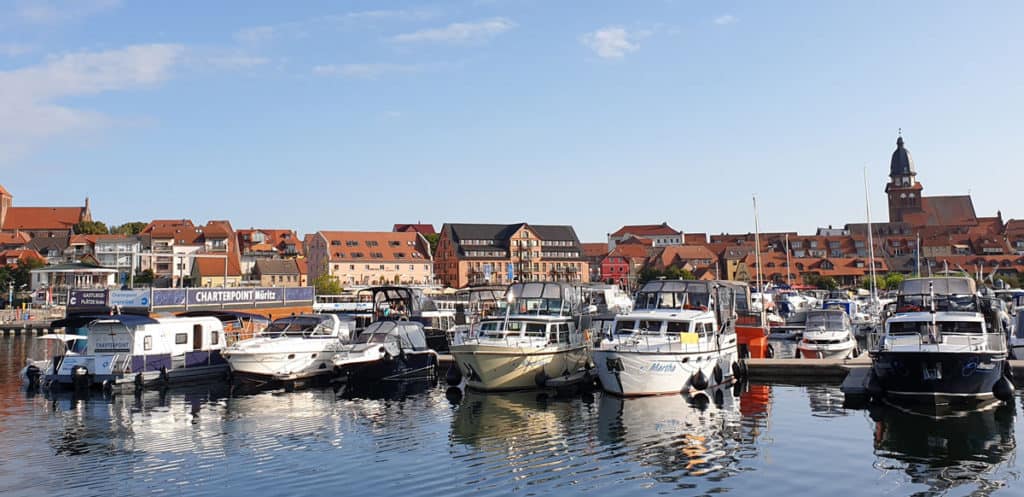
[613,329,721,353]
[112,352,132,375]
[868,331,1006,353]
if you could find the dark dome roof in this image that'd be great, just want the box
[890,135,915,176]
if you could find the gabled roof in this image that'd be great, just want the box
[294,259,308,275]
[580,242,609,259]
[610,222,680,238]
[1,249,45,266]
[26,235,70,253]
[254,259,299,275]
[652,245,718,268]
[201,220,234,238]
[393,224,437,235]
[605,244,651,261]
[319,231,429,262]
[0,231,31,246]
[193,256,243,277]
[446,223,582,246]
[2,207,84,231]
[919,196,978,227]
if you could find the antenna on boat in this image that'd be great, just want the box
[863,166,878,306]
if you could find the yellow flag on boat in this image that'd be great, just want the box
[679,332,699,344]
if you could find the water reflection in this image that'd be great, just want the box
[869,400,1017,496]
[806,384,849,418]
[596,387,759,483]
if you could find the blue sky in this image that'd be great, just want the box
[1,1,1022,242]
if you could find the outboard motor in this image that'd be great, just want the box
[71,364,91,391]
[25,363,41,390]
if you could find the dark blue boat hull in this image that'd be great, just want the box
[871,351,1007,400]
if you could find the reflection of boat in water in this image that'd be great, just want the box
[449,390,577,448]
[805,384,849,417]
[869,400,1016,495]
[596,387,746,478]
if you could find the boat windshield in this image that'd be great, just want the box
[262,315,335,337]
[356,332,395,344]
[634,290,709,311]
[805,312,848,332]
[896,294,977,313]
[478,319,547,337]
[888,320,983,335]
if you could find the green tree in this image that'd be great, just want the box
[313,272,342,295]
[133,269,156,286]
[111,221,147,235]
[423,233,440,256]
[74,220,109,234]
[882,272,905,290]
[638,266,695,285]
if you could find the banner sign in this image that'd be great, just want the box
[152,289,187,307]
[68,289,108,309]
[110,289,150,308]
[285,287,314,302]
[187,288,284,306]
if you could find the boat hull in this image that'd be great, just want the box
[871,351,1007,401]
[450,344,590,392]
[337,350,439,382]
[593,345,738,397]
[225,352,334,382]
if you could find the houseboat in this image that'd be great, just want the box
[53,314,228,391]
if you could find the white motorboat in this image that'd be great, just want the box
[54,314,228,391]
[449,282,591,392]
[796,308,858,359]
[333,320,439,382]
[19,333,87,389]
[222,314,356,384]
[593,280,740,397]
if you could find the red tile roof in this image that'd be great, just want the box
[193,256,243,277]
[649,245,718,270]
[610,222,680,237]
[393,224,437,235]
[580,242,609,259]
[1,249,45,266]
[295,259,308,275]
[2,207,84,231]
[0,231,31,246]
[201,220,234,238]
[320,231,430,262]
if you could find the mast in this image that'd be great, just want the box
[863,167,878,303]
[785,233,792,287]
[753,195,766,326]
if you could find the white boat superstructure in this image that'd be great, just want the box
[20,334,87,388]
[797,309,857,359]
[223,314,356,383]
[449,282,591,391]
[594,280,740,397]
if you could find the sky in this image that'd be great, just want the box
[1,0,1022,242]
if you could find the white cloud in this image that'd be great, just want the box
[714,15,737,25]
[0,44,183,159]
[392,18,515,43]
[15,0,121,24]
[580,27,641,59]
[205,55,271,69]
[0,43,35,56]
[312,63,424,79]
[234,10,438,44]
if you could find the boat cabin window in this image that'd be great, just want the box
[175,333,188,345]
[523,322,547,337]
[615,319,636,334]
[658,292,685,309]
[211,331,219,345]
[897,294,977,313]
[143,335,153,351]
[665,321,692,333]
[263,315,335,337]
[888,321,984,335]
[806,313,849,332]
[638,320,664,334]
[554,323,571,343]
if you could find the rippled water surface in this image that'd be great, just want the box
[2,336,1023,496]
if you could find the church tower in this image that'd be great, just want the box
[0,184,11,230]
[885,133,924,223]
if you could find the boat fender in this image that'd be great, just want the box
[691,370,709,391]
[535,370,549,388]
[766,344,775,359]
[1004,361,1016,384]
[445,365,463,386]
[159,367,168,386]
[714,388,725,406]
[732,361,746,381]
[713,365,724,385]
[103,380,113,394]
[134,373,144,389]
[994,376,1015,402]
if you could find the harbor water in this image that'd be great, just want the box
[1,336,1022,497]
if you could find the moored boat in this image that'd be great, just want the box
[332,320,439,382]
[449,282,591,392]
[222,314,355,385]
[593,280,740,397]
[796,308,857,359]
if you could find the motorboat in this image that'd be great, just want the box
[796,308,858,359]
[775,291,815,325]
[448,282,591,392]
[446,285,508,343]
[360,286,456,353]
[53,314,228,391]
[19,334,87,389]
[867,277,1014,403]
[222,313,356,385]
[578,283,634,346]
[332,320,439,382]
[593,280,740,396]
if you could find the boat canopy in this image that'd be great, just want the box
[357,320,429,351]
[506,282,579,315]
[899,277,976,296]
[805,309,851,332]
[262,314,338,337]
[634,280,712,311]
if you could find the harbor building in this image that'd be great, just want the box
[306,231,433,287]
